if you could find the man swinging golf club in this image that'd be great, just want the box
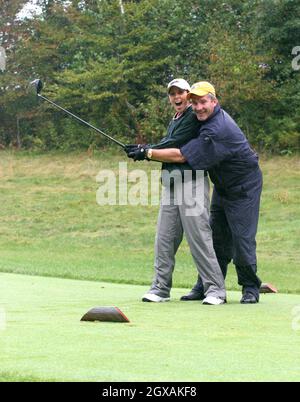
[125,79,226,305]
[127,81,263,304]
[30,78,274,302]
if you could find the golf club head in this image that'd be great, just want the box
[30,79,43,95]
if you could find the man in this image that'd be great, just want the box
[128,81,263,304]
[125,79,226,305]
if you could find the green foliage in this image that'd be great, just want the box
[254,0,300,151]
[0,0,299,152]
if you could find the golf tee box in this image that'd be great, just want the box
[81,306,130,323]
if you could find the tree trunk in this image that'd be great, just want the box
[16,115,21,149]
[119,0,124,15]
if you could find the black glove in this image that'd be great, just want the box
[124,144,140,155]
[128,144,150,161]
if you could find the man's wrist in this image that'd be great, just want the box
[146,148,153,160]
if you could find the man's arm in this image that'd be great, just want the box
[150,148,186,163]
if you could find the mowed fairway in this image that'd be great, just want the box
[0,152,300,381]
[0,273,300,382]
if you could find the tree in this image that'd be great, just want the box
[254,0,300,152]
[0,0,29,146]
[1,0,298,152]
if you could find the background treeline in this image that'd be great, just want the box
[0,0,299,153]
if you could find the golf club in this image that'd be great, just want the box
[30,79,125,149]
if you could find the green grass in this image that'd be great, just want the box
[0,153,299,382]
[0,151,299,293]
[1,272,300,382]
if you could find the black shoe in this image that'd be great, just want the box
[240,293,259,304]
[180,291,205,301]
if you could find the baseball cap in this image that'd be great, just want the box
[167,78,191,93]
[187,81,216,99]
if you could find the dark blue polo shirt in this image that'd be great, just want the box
[180,104,261,195]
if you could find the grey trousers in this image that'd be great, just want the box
[148,174,226,299]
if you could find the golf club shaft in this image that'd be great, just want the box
[38,94,125,148]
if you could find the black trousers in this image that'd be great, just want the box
[193,171,263,297]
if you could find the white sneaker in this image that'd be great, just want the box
[202,296,225,305]
[142,293,170,303]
